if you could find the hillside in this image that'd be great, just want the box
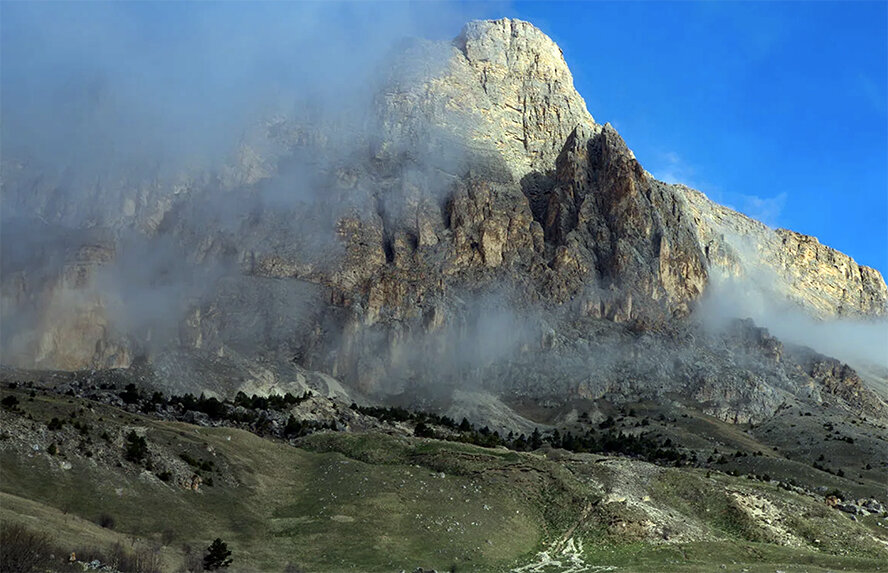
[2,380,887,572]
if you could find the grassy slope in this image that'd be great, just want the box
[1,389,887,572]
[514,397,888,501]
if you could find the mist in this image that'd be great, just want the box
[3,2,883,425]
[1,2,493,179]
[697,266,888,373]
[0,1,502,368]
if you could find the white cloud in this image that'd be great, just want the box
[724,192,787,227]
[650,151,787,228]
[651,151,696,186]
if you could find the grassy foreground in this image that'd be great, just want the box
[1,389,886,572]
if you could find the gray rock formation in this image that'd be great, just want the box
[677,184,887,318]
[2,19,886,425]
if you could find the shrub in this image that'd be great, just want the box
[182,544,204,572]
[0,522,54,573]
[1,395,19,409]
[414,422,436,438]
[124,431,148,463]
[123,545,163,573]
[79,543,162,573]
[529,427,543,449]
[98,513,116,529]
[195,394,226,419]
[120,383,141,404]
[161,528,176,546]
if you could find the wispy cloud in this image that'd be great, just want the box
[855,71,887,118]
[650,150,787,228]
[723,192,787,228]
[651,151,697,186]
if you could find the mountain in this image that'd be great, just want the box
[1,19,888,571]
[3,19,885,418]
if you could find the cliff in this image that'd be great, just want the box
[1,19,886,424]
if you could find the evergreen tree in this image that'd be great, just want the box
[203,538,232,570]
[124,431,148,463]
[529,427,542,450]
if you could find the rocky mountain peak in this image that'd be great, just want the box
[455,19,577,88]
[379,18,597,180]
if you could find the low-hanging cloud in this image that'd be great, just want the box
[1,2,496,180]
[1,1,514,372]
[697,260,888,373]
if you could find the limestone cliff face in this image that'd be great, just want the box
[370,18,885,322]
[378,19,597,180]
[0,224,130,370]
[1,19,886,423]
[675,184,887,318]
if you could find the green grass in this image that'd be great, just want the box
[581,541,888,572]
[0,393,555,571]
[1,389,887,572]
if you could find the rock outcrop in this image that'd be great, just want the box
[676,184,887,318]
[379,18,598,179]
[1,19,886,424]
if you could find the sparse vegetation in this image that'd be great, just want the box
[0,380,885,572]
[359,404,689,465]
[98,512,116,529]
[0,522,53,573]
[75,542,163,573]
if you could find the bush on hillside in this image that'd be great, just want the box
[0,523,54,573]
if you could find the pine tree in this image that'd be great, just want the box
[530,427,542,450]
[203,538,232,570]
[124,431,148,463]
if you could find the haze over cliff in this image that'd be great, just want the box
[2,18,886,428]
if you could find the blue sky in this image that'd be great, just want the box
[502,1,888,275]
[2,1,886,275]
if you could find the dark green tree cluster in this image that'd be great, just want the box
[124,431,148,463]
[234,391,312,410]
[405,411,690,466]
[283,415,337,438]
[350,403,458,429]
[203,538,232,570]
[116,384,315,426]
